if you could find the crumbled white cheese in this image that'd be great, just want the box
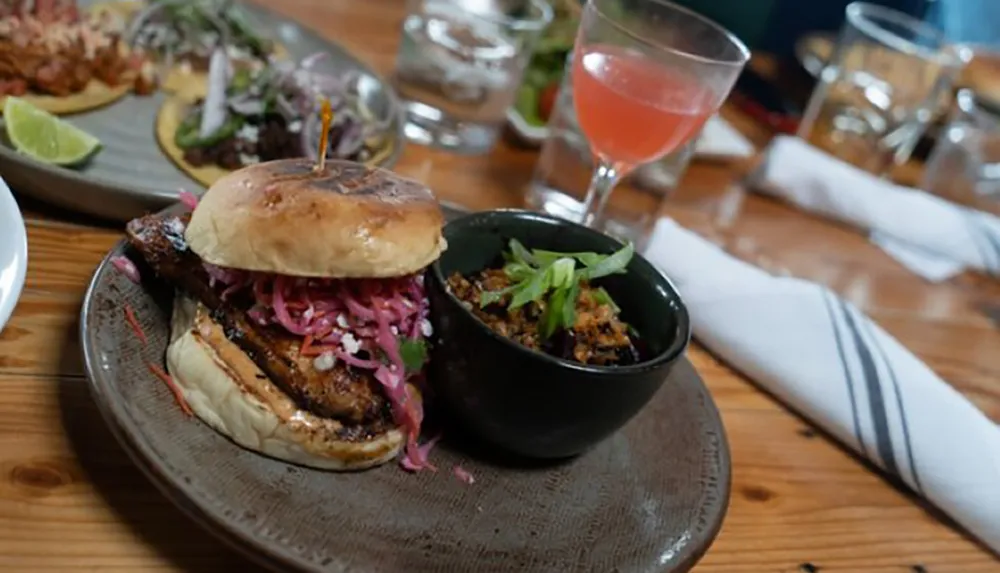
[303,306,314,320]
[341,333,360,355]
[390,325,399,335]
[238,153,260,165]
[288,120,303,133]
[313,352,337,372]
[237,124,260,143]
[335,314,349,329]
[420,319,433,337]
[166,218,186,235]
[416,275,425,286]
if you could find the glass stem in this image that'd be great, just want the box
[579,160,619,228]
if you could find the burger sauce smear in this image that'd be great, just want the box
[202,264,434,471]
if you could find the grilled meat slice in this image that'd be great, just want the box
[125,212,388,424]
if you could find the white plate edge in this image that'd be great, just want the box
[0,176,28,335]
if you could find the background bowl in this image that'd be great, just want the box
[426,209,691,459]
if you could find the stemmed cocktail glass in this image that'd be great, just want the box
[570,0,749,227]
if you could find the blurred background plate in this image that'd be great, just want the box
[81,204,731,573]
[0,0,403,223]
[0,175,27,336]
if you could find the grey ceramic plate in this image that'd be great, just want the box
[0,0,403,222]
[80,204,731,573]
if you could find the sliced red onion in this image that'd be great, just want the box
[110,256,141,284]
[453,465,475,485]
[335,119,365,158]
[199,47,230,138]
[228,94,265,115]
[300,51,327,70]
[178,189,199,210]
[300,111,319,161]
[401,434,440,472]
[275,92,297,120]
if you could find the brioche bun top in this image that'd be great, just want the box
[184,159,446,278]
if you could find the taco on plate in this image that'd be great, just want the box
[156,51,396,187]
[0,0,155,115]
[94,0,287,95]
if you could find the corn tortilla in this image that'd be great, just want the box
[0,0,138,116]
[156,95,396,188]
[0,81,131,116]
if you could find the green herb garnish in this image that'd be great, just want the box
[399,338,428,374]
[175,112,245,149]
[479,239,634,340]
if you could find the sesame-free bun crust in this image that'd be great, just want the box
[167,295,406,471]
[184,158,447,278]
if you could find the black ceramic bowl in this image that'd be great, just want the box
[426,210,692,459]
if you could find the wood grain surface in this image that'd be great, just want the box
[1,0,999,571]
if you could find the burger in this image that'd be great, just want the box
[124,158,447,471]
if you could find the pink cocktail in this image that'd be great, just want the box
[569,0,749,227]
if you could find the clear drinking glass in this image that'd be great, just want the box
[391,0,552,154]
[525,53,697,248]
[922,89,1000,216]
[797,2,971,175]
[569,0,748,228]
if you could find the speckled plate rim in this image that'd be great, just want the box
[79,205,732,572]
[0,0,405,220]
[0,175,27,335]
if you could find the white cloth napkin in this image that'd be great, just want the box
[695,116,755,160]
[644,218,1000,554]
[749,135,1000,282]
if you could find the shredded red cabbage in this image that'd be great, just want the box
[111,255,141,284]
[402,434,441,472]
[178,189,199,210]
[453,465,475,485]
[203,262,435,470]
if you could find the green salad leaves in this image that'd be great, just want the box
[480,239,634,339]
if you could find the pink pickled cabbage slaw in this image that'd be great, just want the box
[453,465,475,485]
[178,189,200,210]
[111,255,141,284]
[203,262,436,471]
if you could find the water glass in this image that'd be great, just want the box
[391,0,552,154]
[525,58,697,249]
[922,89,1000,216]
[797,2,971,175]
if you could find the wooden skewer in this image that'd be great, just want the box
[315,98,333,173]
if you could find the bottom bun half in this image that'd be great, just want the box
[166,294,404,471]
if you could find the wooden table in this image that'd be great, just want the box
[2,1,999,571]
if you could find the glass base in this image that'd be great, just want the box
[401,100,500,155]
[526,183,652,250]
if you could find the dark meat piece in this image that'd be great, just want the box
[182,114,304,171]
[181,114,373,172]
[125,212,388,424]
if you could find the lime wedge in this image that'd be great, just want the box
[4,96,101,166]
